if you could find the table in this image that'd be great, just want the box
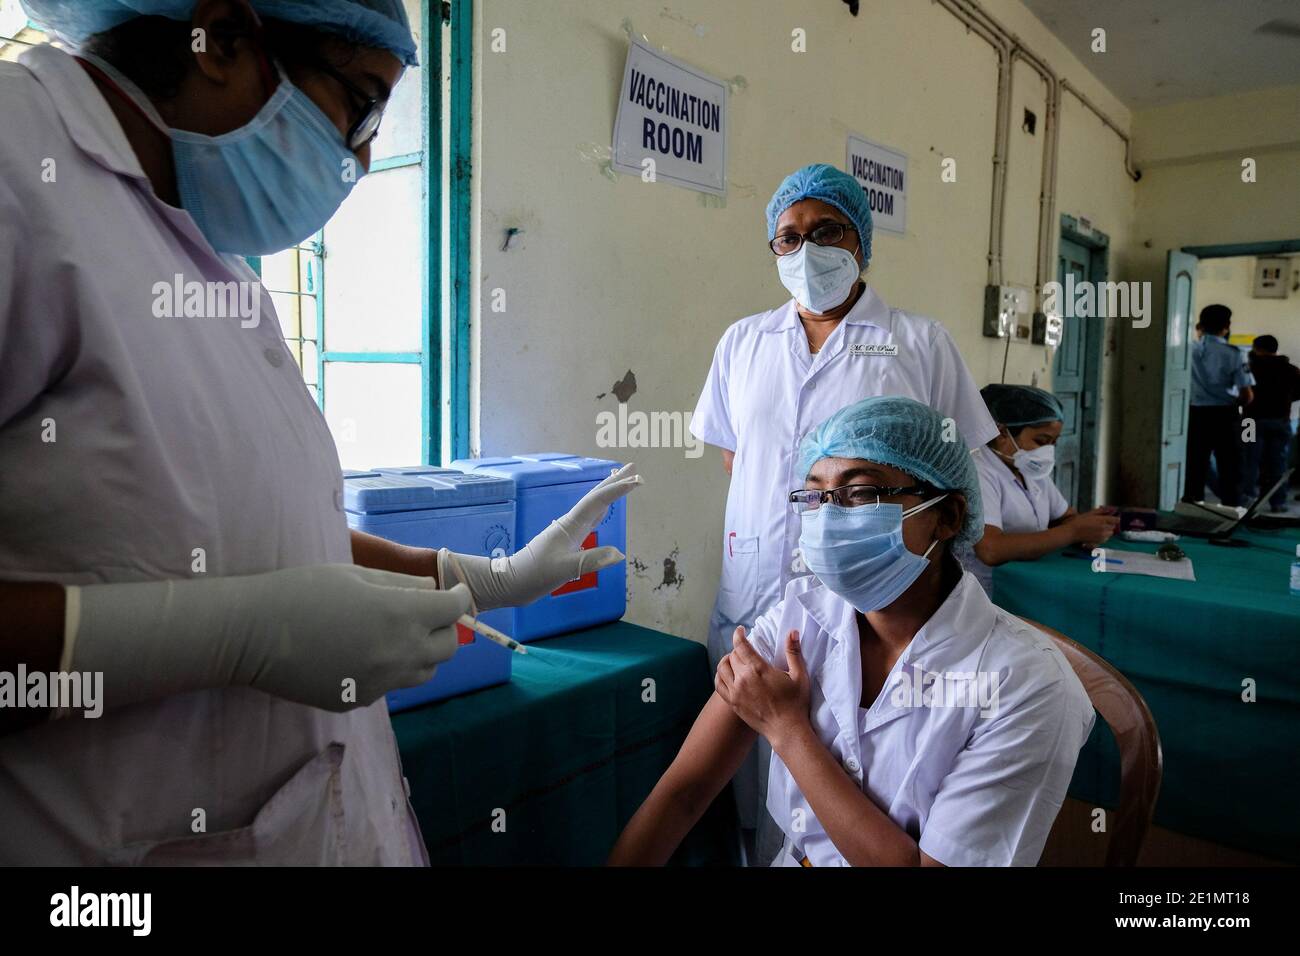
[993,523,1300,862]
[391,621,741,865]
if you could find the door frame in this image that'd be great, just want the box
[1058,214,1109,510]
[1159,238,1300,508]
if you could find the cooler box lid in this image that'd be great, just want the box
[450,453,623,489]
[345,472,515,513]
[373,466,459,476]
[342,469,381,479]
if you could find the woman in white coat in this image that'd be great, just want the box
[0,0,637,865]
[610,397,1094,867]
[963,384,1118,595]
[690,162,997,861]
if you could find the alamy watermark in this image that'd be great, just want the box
[1042,273,1151,329]
[152,274,261,329]
[596,403,703,459]
[0,667,103,718]
[890,663,1001,718]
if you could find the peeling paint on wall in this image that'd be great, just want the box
[654,546,684,591]
[596,369,638,402]
[576,141,618,182]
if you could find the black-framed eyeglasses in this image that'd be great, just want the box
[769,223,857,257]
[788,483,933,514]
[311,59,388,151]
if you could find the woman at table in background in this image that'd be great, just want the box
[608,396,1095,867]
[963,384,1119,595]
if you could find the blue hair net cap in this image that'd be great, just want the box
[20,0,419,66]
[798,396,983,544]
[980,384,1064,428]
[765,163,873,266]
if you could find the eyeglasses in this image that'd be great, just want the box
[788,483,934,515]
[240,8,387,152]
[311,59,388,151]
[769,223,857,257]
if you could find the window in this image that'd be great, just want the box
[260,0,474,471]
[0,1,46,60]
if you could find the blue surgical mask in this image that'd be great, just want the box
[798,495,947,613]
[79,52,359,256]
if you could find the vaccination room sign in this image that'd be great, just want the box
[612,35,728,197]
[846,134,908,235]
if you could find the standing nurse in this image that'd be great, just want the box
[0,0,637,865]
[690,163,997,860]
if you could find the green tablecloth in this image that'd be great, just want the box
[992,523,1300,862]
[391,621,741,865]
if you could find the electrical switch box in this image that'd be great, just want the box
[983,284,1033,341]
[1253,257,1289,299]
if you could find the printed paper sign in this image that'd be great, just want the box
[612,35,728,196]
[846,134,908,236]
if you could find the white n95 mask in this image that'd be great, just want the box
[998,438,1056,480]
[776,242,861,314]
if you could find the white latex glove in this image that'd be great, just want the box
[63,565,472,714]
[437,462,643,611]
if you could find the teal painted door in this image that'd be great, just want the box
[1159,251,1198,510]
[1053,238,1090,508]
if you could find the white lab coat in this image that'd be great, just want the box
[962,446,1070,594]
[747,571,1095,867]
[0,45,424,864]
[690,287,997,849]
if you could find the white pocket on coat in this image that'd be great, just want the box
[716,534,760,623]
[107,743,348,866]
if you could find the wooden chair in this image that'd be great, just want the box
[1020,618,1163,866]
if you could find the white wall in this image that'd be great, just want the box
[471,0,1138,640]
[1120,85,1300,505]
[1196,255,1300,360]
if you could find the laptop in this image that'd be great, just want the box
[1157,468,1293,538]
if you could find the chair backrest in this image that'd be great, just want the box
[1020,617,1163,867]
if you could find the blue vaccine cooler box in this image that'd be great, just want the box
[344,470,517,712]
[449,453,628,642]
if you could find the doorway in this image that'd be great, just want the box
[1159,241,1300,510]
[1053,216,1108,510]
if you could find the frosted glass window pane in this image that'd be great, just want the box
[300,295,319,340]
[302,340,319,385]
[324,362,421,470]
[270,291,300,339]
[261,248,299,293]
[368,0,424,161]
[322,163,422,353]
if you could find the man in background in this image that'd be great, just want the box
[1184,304,1254,506]
[1242,335,1300,514]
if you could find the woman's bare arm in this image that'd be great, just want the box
[608,692,756,865]
[350,529,439,580]
[973,523,1077,566]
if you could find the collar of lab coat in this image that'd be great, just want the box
[795,569,999,743]
[19,44,149,183]
[757,283,893,333]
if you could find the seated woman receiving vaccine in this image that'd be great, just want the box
[964,385,1119,594]
[608,396,1094,867]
